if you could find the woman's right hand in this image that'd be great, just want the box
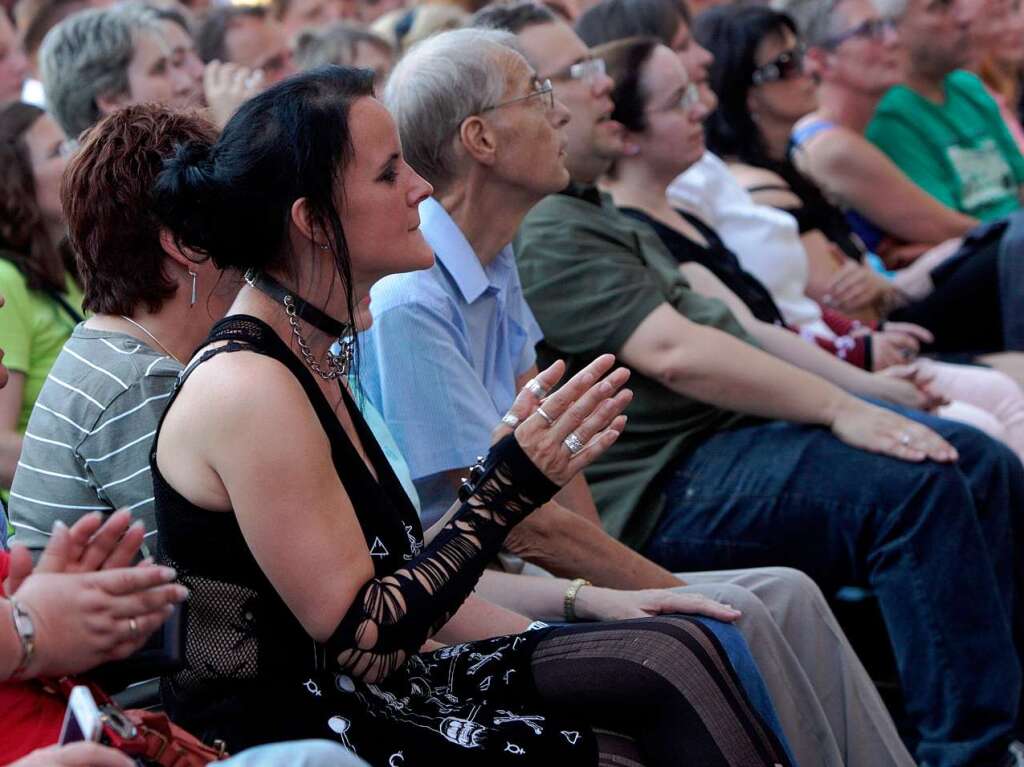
[829,397,957,464]
[499,355,632,487]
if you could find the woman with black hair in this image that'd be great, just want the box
[696,4,1020,359]
[150,65,793,767]
[0,103,82,511]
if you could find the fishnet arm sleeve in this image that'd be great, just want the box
[325,434,558,683]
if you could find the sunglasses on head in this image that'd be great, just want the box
[822,17,897,49]
[751,44,807,86]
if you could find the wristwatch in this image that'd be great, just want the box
[8,598,36,679]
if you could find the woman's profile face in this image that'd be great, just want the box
[337,96,434,331]
[23,112,69,228]
[634,45,709,176]
[747,27,817,128]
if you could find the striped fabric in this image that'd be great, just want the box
[7,327,180,556]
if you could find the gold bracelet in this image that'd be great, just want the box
[563,578,591,623]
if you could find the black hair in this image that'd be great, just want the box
[154,65,375,340]
[576,0,680,48]
[600,36,661,133]
[470,1,555,34]
[695,4,797,165]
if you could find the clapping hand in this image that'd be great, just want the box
[495,356,632,487]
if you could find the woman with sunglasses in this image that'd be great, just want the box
[697,4,1024,363]
[0,103,82,521]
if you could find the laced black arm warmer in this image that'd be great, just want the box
[325,434,558,683]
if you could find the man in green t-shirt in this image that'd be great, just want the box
[486,6,1024,766]
[866,0,1024,220]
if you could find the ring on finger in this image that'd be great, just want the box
[564,433,585,456]
[899,432,912,446]
[128,617,139,637]
[501,412,520,428]
[536,406,555,426]
[525,378,548,399]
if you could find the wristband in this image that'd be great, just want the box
[8,598,36,679]
[563,578,591,623]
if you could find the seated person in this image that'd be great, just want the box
[697,5,1022,356]
[865,0,1024,221]
[777,0,977,256]
[371,20,913,767]
[495,7,1024,767]
[7,104,236,556]
[148,63,793,765]
[0,103,82,525]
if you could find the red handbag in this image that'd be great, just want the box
[45,677,229,767]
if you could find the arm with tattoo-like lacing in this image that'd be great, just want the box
[325,434,558,683]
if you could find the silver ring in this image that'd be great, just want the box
[899,432,912,446]
[128,617,139,637]
[525,378,548,399]
[501,412,520,428]
[536,406,555,426]
[564,433,585,455]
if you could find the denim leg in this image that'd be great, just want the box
[641,416,1021,767]
[694,617,799,766]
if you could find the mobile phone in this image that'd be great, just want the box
[58,685,103,745]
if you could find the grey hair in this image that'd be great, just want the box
[40,4,161,137]
[382,27,519,193]
[769,0,846,47]
[294,22,393,70]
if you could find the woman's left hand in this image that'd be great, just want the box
[574,586,742,623]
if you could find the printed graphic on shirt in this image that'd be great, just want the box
[947,139,1016,212]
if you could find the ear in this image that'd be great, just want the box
[289,196,322,246]
[158,228,200,271]
[458,115,499,167]
[95,90,130,117]
[804,47,829,82]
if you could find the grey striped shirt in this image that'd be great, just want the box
[8,327,181,555]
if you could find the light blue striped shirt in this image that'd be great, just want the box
[359,197,543,526]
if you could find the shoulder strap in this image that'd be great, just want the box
[48,289,83,325]
[789,119,836,153]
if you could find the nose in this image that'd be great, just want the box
[409,166,433,206]
[591,70,614,98]
[695,40,714,69]
[689,98,711,123]
[551,96,571,128]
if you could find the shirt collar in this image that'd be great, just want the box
[418,196,494,304]
[559,181,604,207]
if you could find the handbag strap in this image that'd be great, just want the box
[47,289,84,325]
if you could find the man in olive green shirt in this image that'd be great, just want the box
[501,7,1024,766]
[866,0,1024,220]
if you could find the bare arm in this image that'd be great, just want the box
[0,371,25,487]
[679,262,929,410]
[796,125,976,245]
[618,302,956,463]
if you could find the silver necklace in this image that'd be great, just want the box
[282,295,352,380]
[119,315,182,364]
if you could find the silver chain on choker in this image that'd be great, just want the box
[283,295,353,380]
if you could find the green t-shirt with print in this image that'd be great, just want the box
[867,70,1024,221]
[514,185,756,550]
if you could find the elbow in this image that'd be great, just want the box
[503,503,561,560]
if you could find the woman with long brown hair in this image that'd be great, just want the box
[0,102,82,515]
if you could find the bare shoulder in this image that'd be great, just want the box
[728,163,801,209]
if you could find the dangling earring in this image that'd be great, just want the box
[188,270,197,307]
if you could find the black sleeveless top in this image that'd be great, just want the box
[620,208,787,326]
[152,316,596,765]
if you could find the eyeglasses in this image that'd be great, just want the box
[750,45,807,85]
[547,57,607,84]
[480,78,556,114]
[822,17,897,49]
[647,82,702,114]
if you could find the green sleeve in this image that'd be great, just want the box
[0,260,33,374]
[867,110,959,210]
[515,209,666,356]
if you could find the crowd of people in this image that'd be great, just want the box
[1,0,1024,764]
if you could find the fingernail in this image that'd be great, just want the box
[160,566,177,581]
[173,585,189,600]
[52,520,67,532]
[130,520,145,531]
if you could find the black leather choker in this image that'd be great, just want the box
[244,269,349,339]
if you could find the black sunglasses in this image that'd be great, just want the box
[822,17,897,49]
[751,45,807,86]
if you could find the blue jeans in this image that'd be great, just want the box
[641,404,1024,767]
[695,617,798,766]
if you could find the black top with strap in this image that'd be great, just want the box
[152,315,596,764]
